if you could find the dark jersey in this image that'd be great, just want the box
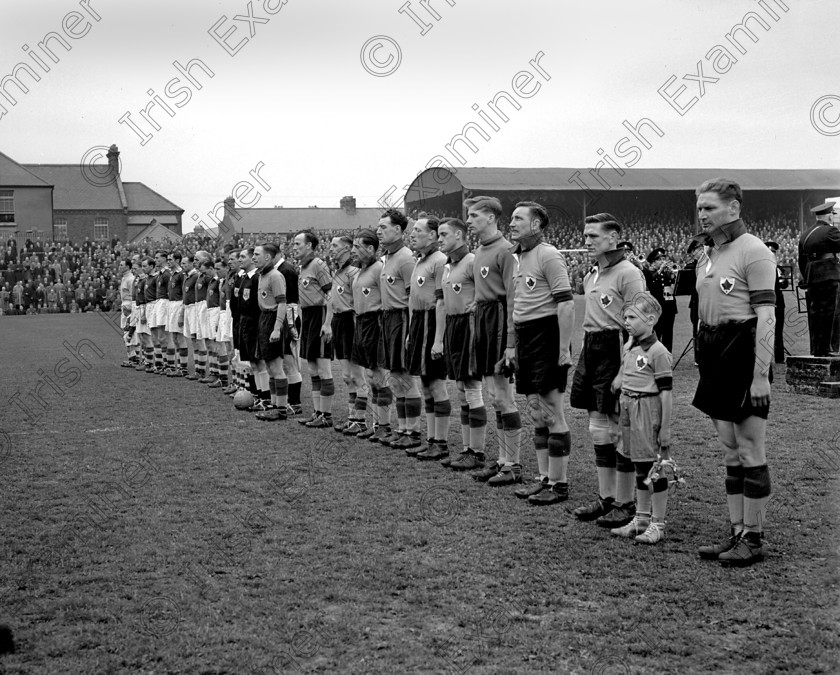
[277,259,299,305]
[168,269,184,301]
[207,277,220,309]
[239,270,260,318]
[183,271,197,305]
[155,269,170,300]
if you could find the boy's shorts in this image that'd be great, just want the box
[619,391,662,462]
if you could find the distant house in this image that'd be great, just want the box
[0,144,183,246]
[219,195,385,238]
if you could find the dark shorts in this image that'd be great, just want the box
[445,313,478,382]
[378,308,409,372]
[331,310,355,361]
[231,315,240,351]
[570,329,623,414]
[693,318,772,422]
[515,315,570,396]
[301,305,332,361]
[353,311,381,370]
[238,314,260,363]
[473,299,508,377]
[407,308,446,380]
[256,309,285,362]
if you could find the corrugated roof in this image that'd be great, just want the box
[123,182,183,212]
[24,164,123,210]
[229,208,385,234]
[0,151,53,187]
[411,167,840,193]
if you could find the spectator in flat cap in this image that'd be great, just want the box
[798,202,840,356]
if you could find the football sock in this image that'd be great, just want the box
[311,375,322,413]
[534,427,549,477]
[615,451,636,505]
[501,412,522,465]
[635,462,654,517]
[166,347,176,369]
[320,377,334,416]
[218,353,229,383]
[495,410,505,464]
[178,347,188,369]
[405,396,422,434]
[460,403,470,449]
[594,444,617,500]
[354,394,367,421]
[269,378,277,406]
[425,397,435,439]
[276,378,289,409]
[433,399,451,444]
[396,396,407,433]
[468,405,487,455]
[725,464,745,528]
[651,477,669,523]
[547,431,571,482]
[288,380,302,406]
[743,465,771,534]
[348,391,357,418]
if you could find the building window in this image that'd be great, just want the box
[0,190,14,224]
[94,218,109,240]
[53,219,68,240]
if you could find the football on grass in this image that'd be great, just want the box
[233,390,255,410]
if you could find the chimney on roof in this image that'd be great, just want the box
[340,195,357,215]
[107,144,120,176]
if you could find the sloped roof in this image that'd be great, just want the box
[228,208,385,234]
[130,220,183,244]
[23,164,123,210]
[0,151,52,187]
[123,182,183,212]
[409,167,840,194]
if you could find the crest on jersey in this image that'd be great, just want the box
[480,266,489,279]
[525,276,536,291]
[599,293,612,308]
[635,354,649,371]
[233,287,239,297]
[362,287,371,296]
[416,276,425,287]
[243,288,250,300]
[386,275,395,285]
[301,278,310,288]
[337,285,344,295]
[197,282,203,290]
[720,277,735,294]
[452,283,462,294]
[260,290,267,298]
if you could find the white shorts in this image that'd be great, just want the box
[218,306,233,343]
[166,300,184,334]
[207,306,221,341]
[129,301,139,328]
[196,300,209,340]
[146,299,160,328]
[183,303,196,338]
[136,305,151,335]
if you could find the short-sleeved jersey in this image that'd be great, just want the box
[473,232,517,346]
[696,221,776,325]
[298,255,332,308]
[155,268,170,300]
[239,269,260,318]
[353,260,383,314]
[168,269,184,301]
[183,270,197,305]
[331,261,359,313]
[144,271,159,303]
[513,242,573,323]
[206,276,220,309]
[582,250,646,332]
[119,272,135,305]
[194,272,208,302]
[219,277,228,311]
[410,249,447,312]
[276,259,299,305]
[442,247,475,315]
[380,241,415,311]
[258,268,286,311]
[620,334,673,394]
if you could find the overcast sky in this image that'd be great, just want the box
[1,0,837,228]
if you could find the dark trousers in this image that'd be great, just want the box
[806,281,840,356]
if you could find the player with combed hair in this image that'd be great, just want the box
[165,251,187,377]
[506,201,576,498]
[692,178,775,566]
[569,213,647,527]
[404,216,450,455]
[458,196,523,477]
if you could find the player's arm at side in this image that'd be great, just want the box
[432,261,446,355]
[318,260,334,330]
[545,248,575,366]
[747,250,777,403]
[499,248,517,350]
[272,273,287,336]
[653,346,674,454]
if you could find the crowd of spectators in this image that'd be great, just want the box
[0,208,801,316]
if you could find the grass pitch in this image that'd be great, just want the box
[0,298,837,674]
